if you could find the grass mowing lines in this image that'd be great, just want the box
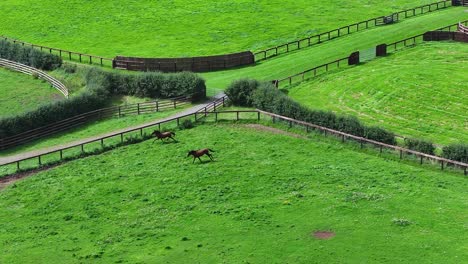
[0,123,466,263]
[0,0,443,58]
[288,42,468,145]
[0,67,63,117]
[201,8,468,93]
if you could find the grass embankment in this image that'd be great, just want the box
[0,122,466,263]
[288,42,468,145]
[0,106,190,157]
[201,8,468,92]
[0,0,440,58]
[0,67,63,117]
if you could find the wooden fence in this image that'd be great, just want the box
[0,36,113,67]
[254,0,452,61]
[0,96,191,150]
[1,106,466,176]
[0,58,68,98]
[113,51,255,73]
[274,20,468,88]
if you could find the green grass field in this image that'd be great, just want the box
[201,8,468,92]
[287,42,468,145]
[0,122,466,263]
[0,0,442,58]
[0,67,63,117]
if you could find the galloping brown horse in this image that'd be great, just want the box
[151,130,176,142]
[187,148,215,163]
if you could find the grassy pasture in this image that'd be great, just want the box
[0,0,443,58]
[0,122,466,263]
[288,42,468,145]
[201,8,468,92]
[0,67,63,117]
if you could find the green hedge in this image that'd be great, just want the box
[404,138,435,155]
[442,144,467,163]
[0,90,108,138]
[85,68,206,101]
[230,80,396,145]
[0,39,62,70]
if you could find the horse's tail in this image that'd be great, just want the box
[208,148,215,152]
[171,132,176,136]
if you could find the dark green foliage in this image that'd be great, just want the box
[179,119,195,130]
[404,138,435,155]
[0,91,108,138]
[364,126,396,145]
[85,68,206,101]
[0,40,62,70]
[442,144,468,163]
[225,79,260,106]
[246,80,396,145]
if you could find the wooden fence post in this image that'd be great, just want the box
[257,112,260,121]
[60,150,63,160]
[137,103,140,115]
[16,161,20,171]
[38,155,42,166]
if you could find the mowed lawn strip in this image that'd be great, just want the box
[288,42,468,145]
[201,8,468,92]
[0,67,63,117]
[0,0,443,58]
[0,124,466,263]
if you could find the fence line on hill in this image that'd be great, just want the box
[274,20,468,88]
[0,107,466,176]
[0,36,113,67]
[254,0,452,61]
[0,96,191,150]
[0,58,69,98]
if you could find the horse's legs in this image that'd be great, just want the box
[207,153,214,161]
[198,157,203,163]
[193,156,196,163]
[170,136,177,142]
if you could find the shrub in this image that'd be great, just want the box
[85,68,206,101]
[392,218,412,227]
[225,79,260,106]
[364,126,396,145]
[404,138,435,155]
[179,119,195,130]
[442,143,468,163]
[0,39,62,70]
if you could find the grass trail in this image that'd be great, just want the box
[201,8,468,92]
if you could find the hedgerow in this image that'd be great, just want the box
[442,143,468,163]
[0,39,62,70]
[231,79,395,145]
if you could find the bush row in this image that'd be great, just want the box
[85,68,206,101]
[226,79,395,145]
[404,138,435,155]
[442,144,467,163]
[0,67,206,138]
[0,39,62,70]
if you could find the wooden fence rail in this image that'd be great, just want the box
[0,58,69,97]
[1,107,466,176]
[254,0,452,61]
[0,96,191,150]
[0,36,113,66]
[274,20,468,88]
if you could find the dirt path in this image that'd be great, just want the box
[0,93,225,166]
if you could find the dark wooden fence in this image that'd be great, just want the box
[274,20,468,88]
[0,96,191,150]
[0,36,113,67]
[1,106,466,176]
[254,0,452,61]
[0,58,69,98]
[113,51,254,73]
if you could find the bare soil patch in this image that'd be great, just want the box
[313,231,336,240]
[0,165,57,190]
[243,124,307,139]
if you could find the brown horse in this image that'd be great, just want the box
[187,148,215,163]
[151,130,176,142]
